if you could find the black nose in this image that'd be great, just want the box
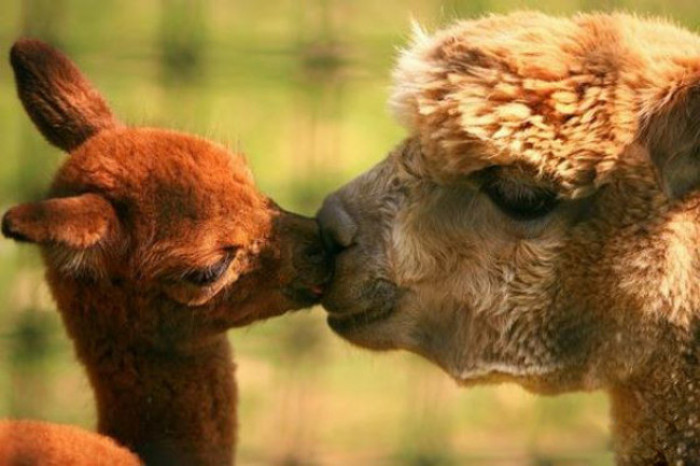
[317,195,358,254]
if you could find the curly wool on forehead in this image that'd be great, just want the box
[390,12,700,197]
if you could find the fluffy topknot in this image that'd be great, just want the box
[390,12,700,197]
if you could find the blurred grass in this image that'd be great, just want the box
[1,0,699,464]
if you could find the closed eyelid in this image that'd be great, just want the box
[156,246,241,282]
[197,246,244,272]
[182,251,236,286]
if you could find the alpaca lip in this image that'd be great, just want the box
[326,304,394,333]
[323,277,397,312]
[324,279,398,331]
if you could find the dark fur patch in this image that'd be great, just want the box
[10,38,119,151]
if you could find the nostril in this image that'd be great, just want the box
[320,227,343,255]
[317,196,358,254]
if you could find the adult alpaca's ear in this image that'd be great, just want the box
[1,194,118,249]
[10,38,120,152]
[645,84,700,200]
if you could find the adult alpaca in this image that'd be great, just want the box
[318,12,700,465]
[2,39,329,466]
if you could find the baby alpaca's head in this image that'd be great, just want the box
[2,39,330,347]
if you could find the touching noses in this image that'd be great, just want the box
[317,195,358,254]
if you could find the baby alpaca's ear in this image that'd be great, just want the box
[10,39,119,152]
[2,194,118,249]
[645,85,700,200]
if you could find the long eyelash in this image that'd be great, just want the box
[183,250,235,286]
[483,178,559,220]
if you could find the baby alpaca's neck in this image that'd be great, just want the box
[610,353,700,465]
[47,271,239,466]
[88,335,236,466]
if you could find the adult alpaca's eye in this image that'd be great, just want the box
[483,177,559,221]
[183,250,236,286]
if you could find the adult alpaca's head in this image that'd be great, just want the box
[318,13,700,464]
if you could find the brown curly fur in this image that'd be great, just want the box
[319,13,700,465]
[1,39,329,466]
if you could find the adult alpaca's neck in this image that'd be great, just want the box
[609,340,700,465]
[90,336,236,466]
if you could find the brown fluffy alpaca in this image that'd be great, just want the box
[0,420,141,466]
[318,12,700,465]
[1,39,329,466]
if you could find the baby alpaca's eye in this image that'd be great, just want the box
[183,249,236,286]
[482,177,559,221]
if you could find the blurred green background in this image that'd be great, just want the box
[1,1,698,465]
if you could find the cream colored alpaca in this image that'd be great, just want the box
[319,12,700,465]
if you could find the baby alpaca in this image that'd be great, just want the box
[319,12,700,465]
[0,420,141,466]
[2,39,329,466]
